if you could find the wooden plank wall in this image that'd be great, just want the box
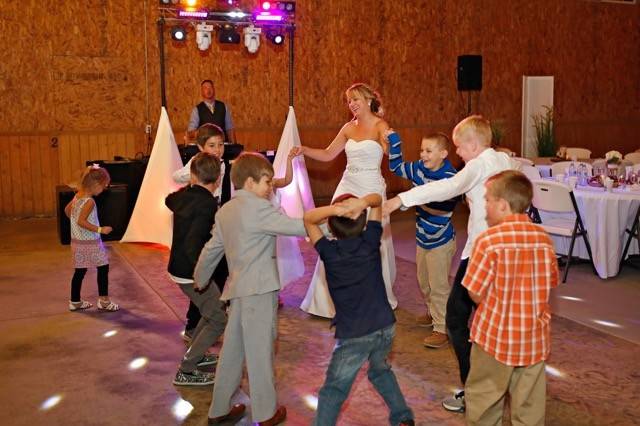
[1,0,639,217]
[0,133,145,217]
[0,136,59,218]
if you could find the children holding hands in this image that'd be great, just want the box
[195,152,306,426]
[304,193,414,426]
[166,152,228,386]
[387,129,458,348]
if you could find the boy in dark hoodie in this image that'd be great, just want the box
[166,152,227,386]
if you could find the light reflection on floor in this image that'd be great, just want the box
[303,394,318,411]
[545,365,564,378]
[592,319,623,329]
[558,295,584,302]
[171,398,194,421]
[103,330,118,338]
[128,357,148,370]
[39,394,63,411]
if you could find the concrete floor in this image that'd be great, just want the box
[0,210,639,426]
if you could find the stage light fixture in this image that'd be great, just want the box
[171,26,187,41]
[243,25,261,54]
[184,0,198,7]
[196,23,213,50]
[267,30,285,45]
[254,11,284,22]
[275,1,295,13]
[262,1,272,10]
[219,24,240,44]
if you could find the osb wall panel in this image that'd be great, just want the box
[0,0,148,132]
[1,0,639,217]
[0,133,145,218]
[0,136,59,217]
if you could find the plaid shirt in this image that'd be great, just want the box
[463,214,559,366]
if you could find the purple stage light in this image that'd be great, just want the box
[262,1,271,10]
[254,12,284,22]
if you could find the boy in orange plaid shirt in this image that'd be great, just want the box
[462,170,559,426]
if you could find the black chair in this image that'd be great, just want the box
[619,204,640,272]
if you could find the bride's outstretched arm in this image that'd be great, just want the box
[297,123,350,162]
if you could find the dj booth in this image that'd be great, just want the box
[56,144,247,245]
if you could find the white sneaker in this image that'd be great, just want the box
[442,391,465,413]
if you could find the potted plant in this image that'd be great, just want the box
[532,106,556,157]
[491,120,506,147]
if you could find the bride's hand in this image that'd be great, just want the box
[290,146,305,157]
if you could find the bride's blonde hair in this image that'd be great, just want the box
[346,83,384,117]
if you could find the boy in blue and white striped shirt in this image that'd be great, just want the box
[387,131,459,348]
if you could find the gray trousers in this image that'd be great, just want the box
[208,291,278,422]
[178,282,227,372]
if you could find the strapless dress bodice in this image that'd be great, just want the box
[344,139,383,174]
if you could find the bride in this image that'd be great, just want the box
[297,83,398,318]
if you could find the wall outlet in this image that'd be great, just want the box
[145,124,152,134]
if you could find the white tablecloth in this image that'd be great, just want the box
[539,185,640,278]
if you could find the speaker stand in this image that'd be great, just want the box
[467,91,472,115]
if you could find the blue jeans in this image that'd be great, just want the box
[313,324,414,426]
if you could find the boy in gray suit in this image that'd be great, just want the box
[194,152,306,426]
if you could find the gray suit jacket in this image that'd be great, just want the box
[194,189,306,300]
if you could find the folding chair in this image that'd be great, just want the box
[513,157,534,167]
[619,204,640,271]
[624,152,640,164]
[520,164,542,182]
[565,147,592,159]
[531,180,596,283]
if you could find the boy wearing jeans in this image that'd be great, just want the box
[463,171,559,425]
[305,193,414,426]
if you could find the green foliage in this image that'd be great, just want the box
[491,120,506,146]
[532,106,555,157]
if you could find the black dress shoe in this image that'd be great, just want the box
[208,403,246,425]
[256,405,287,426]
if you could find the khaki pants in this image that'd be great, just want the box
[465,344,546,426]
[415,238,455,333]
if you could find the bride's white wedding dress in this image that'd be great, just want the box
[300,139,398,318]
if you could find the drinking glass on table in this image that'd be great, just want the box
[618,171,627,189]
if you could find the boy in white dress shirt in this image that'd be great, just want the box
[384,115,516,413]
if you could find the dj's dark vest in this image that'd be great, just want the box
[196,100,228,141]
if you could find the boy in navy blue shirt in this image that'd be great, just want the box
[387,130,458,348]
[304,193,414,426]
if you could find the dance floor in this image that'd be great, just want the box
[0,211,639,426]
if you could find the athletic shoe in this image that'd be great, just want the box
[196,353,219,367]
[442,390,465,413]
[173,369,214,386]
